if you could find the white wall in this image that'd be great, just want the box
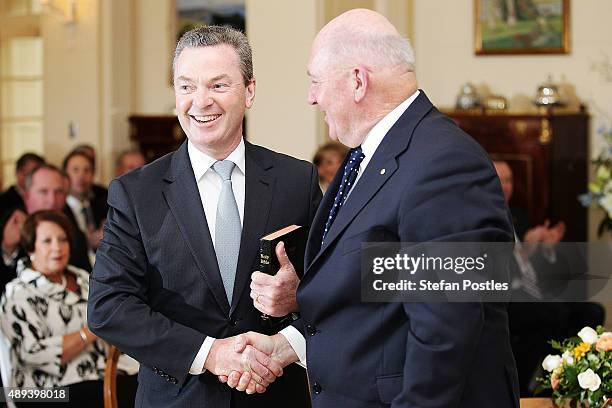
[42,0,100,169]
[133,0,175,114]
[245,0,320,161]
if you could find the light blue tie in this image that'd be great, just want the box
[213,160,241,304]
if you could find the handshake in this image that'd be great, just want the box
[204,242,302,394]
[204,331,299,394]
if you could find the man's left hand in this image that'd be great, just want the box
[250,242,299,317]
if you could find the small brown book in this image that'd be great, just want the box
[259,224,306,276]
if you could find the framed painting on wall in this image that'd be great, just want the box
[475,0,569,55]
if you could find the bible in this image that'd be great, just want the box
[259,224,306,327]
[259,224,306,276]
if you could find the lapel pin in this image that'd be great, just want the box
[380,169,386,175]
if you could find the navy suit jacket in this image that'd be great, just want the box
[295,92,520,408]
[88,141,321,408]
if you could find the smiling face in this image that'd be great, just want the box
[307,48,355,146]
[30,221,70,277]
[174,45,255,159]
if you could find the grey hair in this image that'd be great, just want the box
[173,25,253,85]
[320,32,415,72]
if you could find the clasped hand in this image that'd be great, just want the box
[215,332,299,394]
[204,335,283,394]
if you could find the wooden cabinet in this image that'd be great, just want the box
[128,115,186,162]
[445,108,589,241]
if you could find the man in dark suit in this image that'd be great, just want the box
[0,152,45,213]
[87,26,320,407]
[226,9,520,408]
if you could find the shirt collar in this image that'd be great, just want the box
[360,89,420,159]
[66,195,85,210]
[188,138,246,181]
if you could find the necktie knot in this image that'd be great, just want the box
[348,146,364,164]
[213,160,235,181]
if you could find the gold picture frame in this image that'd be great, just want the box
[475,0,570,55]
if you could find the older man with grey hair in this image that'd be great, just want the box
[229,9,519,408]
[88,25,319,408]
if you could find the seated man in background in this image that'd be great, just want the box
[493,160,605,396]
[62,150,107,255]
[115,149,146,177]
[0,206,27,290]
[0,153,45,213]
[70,144,109,219]
[23,165,91,272]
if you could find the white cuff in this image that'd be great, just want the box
[279,326,307,368]
[189,336,216,374]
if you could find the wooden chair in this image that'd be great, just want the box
[104,345,121,408]
[520,398,555,408]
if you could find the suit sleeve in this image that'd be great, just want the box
[392,146,513,408]
[87,178,206,384]
[288,163,321,336]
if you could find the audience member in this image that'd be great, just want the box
[0,210,104,407]
[23,165,91,272]
[115,149,146,177]
[0,207,27,291]
[70,145,109,214]
[62,151,106,253]
[312,142,348,192]
[0,153,45,213]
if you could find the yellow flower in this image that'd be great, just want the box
[573,342,591,361]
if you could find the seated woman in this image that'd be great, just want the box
[0,210,105,407]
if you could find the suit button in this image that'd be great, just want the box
[153,367,159,374]
[306,324,317,336]
[229,317,238,326]
[170,377,178,384]
[312,381,322,394]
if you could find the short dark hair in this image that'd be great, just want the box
[15,153,45,173]
[21,210,74,254]
[62,150,95,172]
[24,164,67,192]
[173,25,253,86]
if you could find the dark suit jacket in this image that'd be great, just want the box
[61,206,93,272]
[294,92,519,408]
[88,141,321,408]
[91,183,109,228]
[0,186,24,214]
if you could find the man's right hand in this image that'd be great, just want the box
[218,332,300,391]
[204,336,284,394]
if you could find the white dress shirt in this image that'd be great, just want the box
[187,138,246,375]
[66,195,90,235]
[279,90,421,367]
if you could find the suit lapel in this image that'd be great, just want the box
[230,143,274,313]
[162,142,230,314]
[305,91,435,275]
[304,156,345,269]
